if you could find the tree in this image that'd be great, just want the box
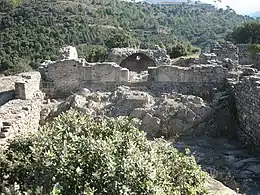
[228,21,260,44]
[105,32,139,49]
[0,110,207,195]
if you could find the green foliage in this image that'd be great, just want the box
[0,0,250,74]
[0,110,207,195]
[248,44,260,58]
[9,0,22,7]
[228,21,260,44]
[105,32,140,49]
[77,44,108,62]
[166,41,200,58]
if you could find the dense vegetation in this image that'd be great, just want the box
[0,0,251,74]
[0,110,207,194]
[228,21,260,44]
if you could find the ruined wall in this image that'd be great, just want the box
[42,59,83,96]
[232,75,260,146]
[148,65,227,83]
[108,48,171,66]
[210,41,238,63]
[15,72,41,100]
[41,61,129,97]
[82,62,129,82]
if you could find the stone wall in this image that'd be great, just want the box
[148,65,227,83]
[82,62,129,82]
[15,72,41,100]
[232,75,260,146]
[108,48,171,66]
[210,41,238,63]
[42,59,83,96]
[41,60,129,97]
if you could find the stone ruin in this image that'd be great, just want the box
[1,43,260,194]
[1,42,260,147]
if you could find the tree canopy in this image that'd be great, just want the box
[227,21,260,44]
[0,0,252,74]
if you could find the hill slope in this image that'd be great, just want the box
[0,0,251,74]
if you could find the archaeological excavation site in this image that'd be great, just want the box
[1,42,260,194]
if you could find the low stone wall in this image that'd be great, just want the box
[15,72,41,100]
[232,75,260,146]
[148,65,227,83]
[82,62,129,82]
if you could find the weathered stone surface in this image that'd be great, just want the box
[171,57,199,67]
[15,71,41,100]
[0,95,43,149]
[129,108,147,119]
[109,87,154,116]
[108,48,170,67]
[174,136,260,194]
[231,75,260,146]
[205,177,239,195]
[148,64,227,83]
[58,46,78,60]
[199,53,217,64]
[140,113,161,137]
[0,75,20,106]
[210,41,239,63]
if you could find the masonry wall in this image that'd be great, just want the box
[233,76,260,146]
[42,61,130,97]
[44,60,83,96]
[82,62,129,82]
[148,65,227,83]
[15,72,41,100]
[210,41,238,62]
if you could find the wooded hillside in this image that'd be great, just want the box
[0,0,251,74]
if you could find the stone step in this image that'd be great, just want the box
[1,126,10,132]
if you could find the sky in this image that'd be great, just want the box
[202,0,260,14]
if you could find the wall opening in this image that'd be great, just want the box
[120,53,156,73]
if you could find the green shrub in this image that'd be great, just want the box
[77,45,108,63]
[166,42,200,59]
[0,110,207,195]
[248,44,260,58]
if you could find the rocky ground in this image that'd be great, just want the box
[174,136,260,195]
[0,83,259,194]
[41,85,214,139]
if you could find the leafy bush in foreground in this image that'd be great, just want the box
[0,110,207,195]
